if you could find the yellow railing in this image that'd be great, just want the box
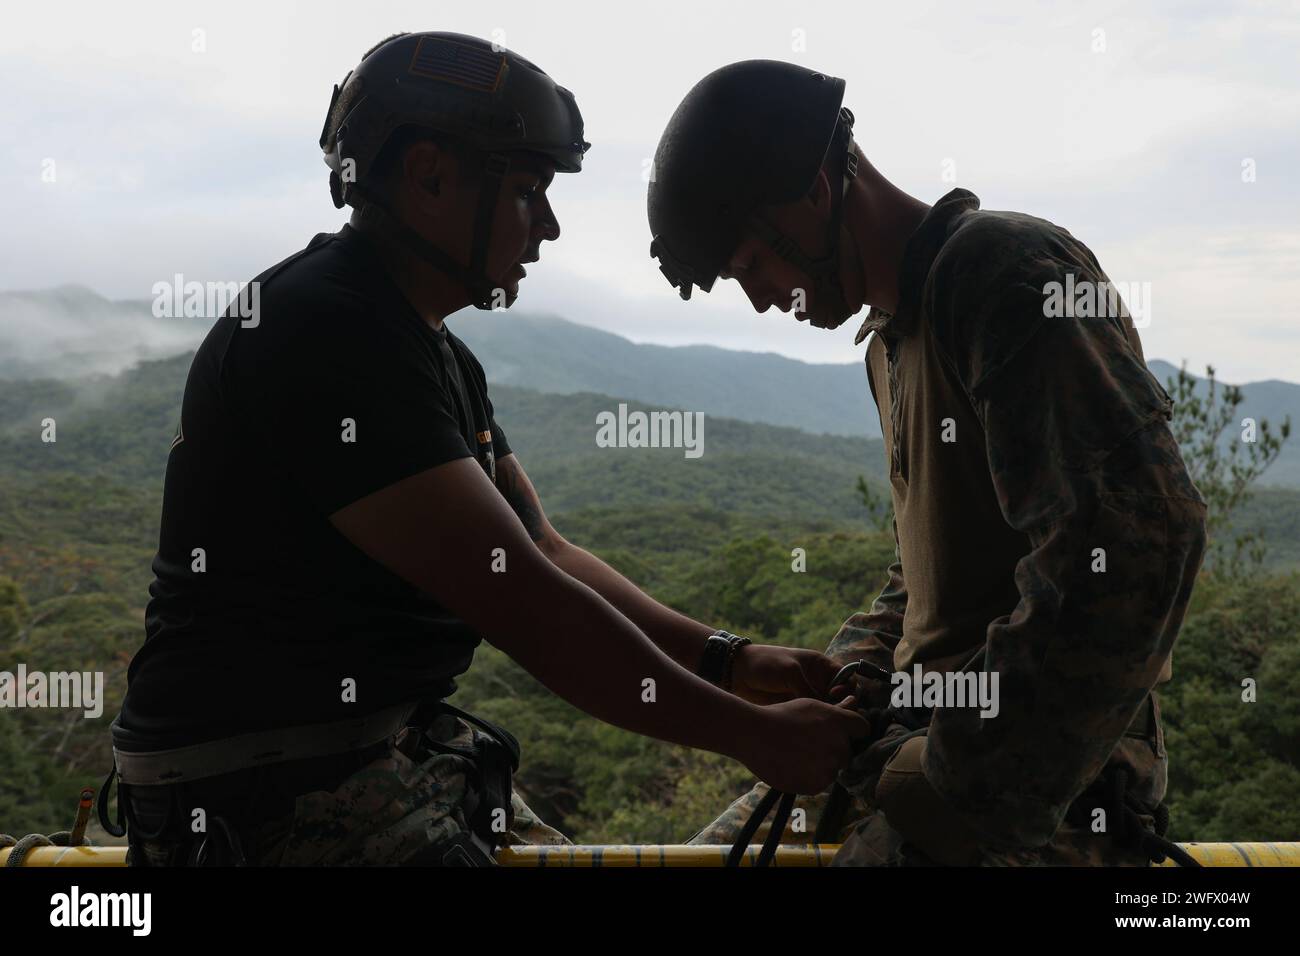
[5,842,1299,867]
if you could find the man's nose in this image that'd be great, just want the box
[537,195,560,242]
[738,276,773,313]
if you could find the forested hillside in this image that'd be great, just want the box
[1,349,1297,847]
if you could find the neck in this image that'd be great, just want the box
[842,159,930,316]
[349,205,470,331]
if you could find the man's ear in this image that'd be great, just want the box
[401,140,446,206]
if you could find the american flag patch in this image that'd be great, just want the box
[408,37,505,92]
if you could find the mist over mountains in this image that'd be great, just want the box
[1,285,1297,485]
[0,286,207,380]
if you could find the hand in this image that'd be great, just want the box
[738,696,870,794]
[730,644,841,704]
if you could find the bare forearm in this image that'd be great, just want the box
[481,563,754,758]
[491,453,714,669]
[548,541,714,669]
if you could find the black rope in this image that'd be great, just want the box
[1108,768,1201,868]
[756,792,797,868]
[726,787,782,868]
[813,783,852,845]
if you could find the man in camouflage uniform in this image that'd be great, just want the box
[649,61,1208,865]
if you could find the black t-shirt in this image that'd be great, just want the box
[115,224,510,750]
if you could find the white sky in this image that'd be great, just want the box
[3,0,1298,381]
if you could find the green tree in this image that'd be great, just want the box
[1165,363,1291,578]
[855,474,893,532]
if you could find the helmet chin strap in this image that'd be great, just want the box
[346,152,515,311]
[750,108,858,330]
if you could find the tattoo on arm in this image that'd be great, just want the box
[496,456,548,543]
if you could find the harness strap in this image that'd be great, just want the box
[750,107,857,305]
[112,700,418,787]
[409,700,520,850]
[96,759,126,838]
[350,155,512,312]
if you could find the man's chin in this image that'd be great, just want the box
[794,309,851,330]
[485,277,521,310]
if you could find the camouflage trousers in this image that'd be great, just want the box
[689,732,1163,867]
[132,713,568,866]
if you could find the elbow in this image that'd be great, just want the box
[536,530,571,564]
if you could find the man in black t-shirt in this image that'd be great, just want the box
[121,223,515,749]
[111,32,867,866]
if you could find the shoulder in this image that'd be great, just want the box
[251,232,379,328]
[924,210,1099,394]
[445,328,489,383]
[928,209,1088,305]
[224,234,416,386]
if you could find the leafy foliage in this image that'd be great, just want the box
[0,351,1297,848]
[1165,362,1292,578]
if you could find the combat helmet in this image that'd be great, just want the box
[647,60,857,327]
[321,32,590,309]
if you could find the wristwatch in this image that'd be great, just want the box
[697,630,752,691]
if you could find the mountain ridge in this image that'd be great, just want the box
[2,286,1296,484]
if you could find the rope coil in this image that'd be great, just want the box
[1,787,97,867]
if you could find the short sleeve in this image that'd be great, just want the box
[255,318,474,515]
[455,334,511,460]
[486,392,511,460]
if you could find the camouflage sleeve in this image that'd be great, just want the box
[921,231,1209,848]
[826,518,907,710]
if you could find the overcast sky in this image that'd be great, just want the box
[3,0,1298,381]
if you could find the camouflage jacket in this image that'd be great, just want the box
[840,188,1209,848]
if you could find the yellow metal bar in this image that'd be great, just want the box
[1154,842,1300,867]
[2,845,130,867]
[5,842,1299,867]
[494,844,835,867]
[498,843,1300,867]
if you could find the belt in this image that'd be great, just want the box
[113,700,419,786]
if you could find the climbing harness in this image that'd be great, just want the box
[729,660,1201,867]
[95,698,519,866]
[728,659,888,867]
